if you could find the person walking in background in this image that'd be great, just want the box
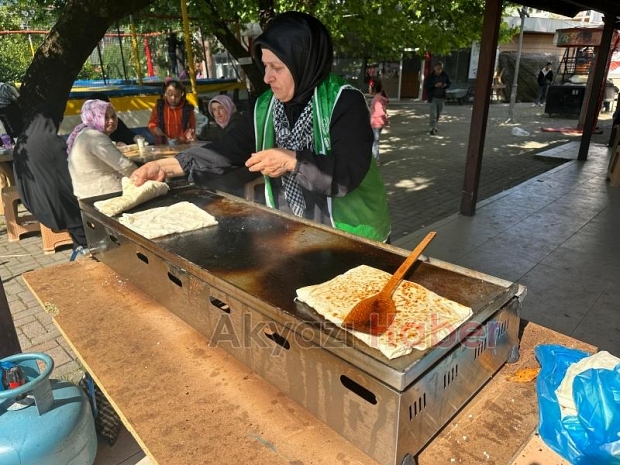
[165,31,182,76]
[534,62,553,107]
[370,81,389,166]
[148,79,196,145]
[426,61,450,135]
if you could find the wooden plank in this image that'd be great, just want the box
[22,261,596,465]
[22,261,378,465]
[418,321,594,464]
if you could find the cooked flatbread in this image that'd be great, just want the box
[94,177,169,217]
[296,265,473,359]
[118,201,218,239]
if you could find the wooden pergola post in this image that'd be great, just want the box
[460,0,503,216]
[577,14,616,161]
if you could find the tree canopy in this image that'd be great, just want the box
[1,0,515,125]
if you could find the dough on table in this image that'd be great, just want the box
[118,201,218,239]
[296,265,473,359]
[94,177,169,217]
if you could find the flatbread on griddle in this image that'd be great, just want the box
[296,265,472,359]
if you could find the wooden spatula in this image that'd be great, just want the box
[341,231,437,336]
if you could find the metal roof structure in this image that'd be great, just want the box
[520,0,620,24]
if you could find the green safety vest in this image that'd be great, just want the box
[254,73,391,242]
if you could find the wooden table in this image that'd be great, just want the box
[120,142,202,164]
[22,261,595,465]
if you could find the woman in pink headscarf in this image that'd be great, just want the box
[198,94,241,141]
[67,99,137,199]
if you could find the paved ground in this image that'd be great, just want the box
[382,100,612,240]
[0,101,614,380]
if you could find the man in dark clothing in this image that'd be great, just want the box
[426,62,451,135]
[534,62,553,106]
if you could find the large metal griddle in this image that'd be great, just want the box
[80,184,523,465]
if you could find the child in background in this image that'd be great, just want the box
[148,79,196,144]
[370,81,389,166]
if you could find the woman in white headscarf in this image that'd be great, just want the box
[67,99,137,199]
[198,94,241,141]
[131,11,390,242]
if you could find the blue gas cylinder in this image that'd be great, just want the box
[0,352,98,465]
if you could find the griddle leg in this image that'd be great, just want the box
[401,454,418,465]
[507,344,520,363]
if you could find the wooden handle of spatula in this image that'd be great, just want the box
[382,231,437,296]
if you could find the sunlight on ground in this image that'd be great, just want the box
[512,141,565,149]
[393,177,432,191]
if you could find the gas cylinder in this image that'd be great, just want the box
[0,352,98,465]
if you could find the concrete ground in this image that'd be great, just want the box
[1,101,617,464]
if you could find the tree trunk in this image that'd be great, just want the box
[18,0,154,126]
[214,21,267,96]
[200,0,268,96]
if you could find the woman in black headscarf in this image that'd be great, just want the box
[131,11,390,242]
[12,105,87,249]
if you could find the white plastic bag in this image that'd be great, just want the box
[512,127,530,136]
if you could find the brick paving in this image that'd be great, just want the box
[0,101,613,380]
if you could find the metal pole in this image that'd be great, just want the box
[96,43,107,85]
[129,16,143,85]
[180,0,197,95]
[116,22,128,81]
[506,8,528,123]
[199,26,208,78]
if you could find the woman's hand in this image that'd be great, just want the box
[152,127,166,137]
[245,148,297,177]
[129,161,166,186]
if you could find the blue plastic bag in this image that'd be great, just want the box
[535,344,620,464]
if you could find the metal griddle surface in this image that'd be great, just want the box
[81,185,517,379]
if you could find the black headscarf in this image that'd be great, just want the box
[12,104,83,232]
[252,12,333,120]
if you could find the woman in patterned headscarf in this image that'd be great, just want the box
[131,11,390,242]
[67,99,137,199]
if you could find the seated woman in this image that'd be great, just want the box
[76,92,140,145]
[198,94,241,141]
[67,99,138,199]
[148,79,196,144]
[13,104,87,249]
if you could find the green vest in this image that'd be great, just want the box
[254,73,391,242]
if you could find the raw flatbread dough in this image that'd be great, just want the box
[296,264,473,358]
[118,201,218,239]
[94,177,169,216]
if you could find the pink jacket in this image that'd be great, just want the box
[370,93,389,129]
